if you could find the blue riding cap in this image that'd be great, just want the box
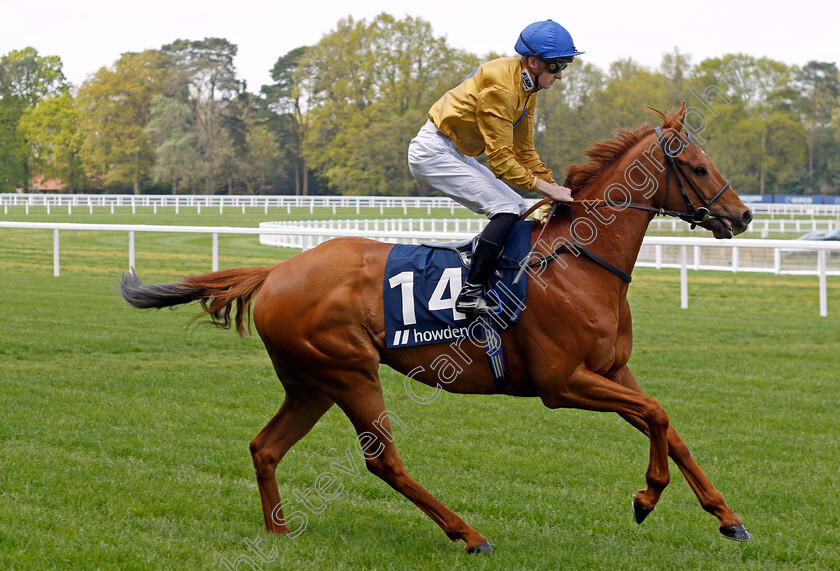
[515,20,584,60]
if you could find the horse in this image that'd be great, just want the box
[119,103,753,553]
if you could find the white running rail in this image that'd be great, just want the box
[0,193,478,216]
[3,220,839,316]
[5,193,840,218]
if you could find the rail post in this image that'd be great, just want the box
[212,233,219,271]
[129,231,135,270]
[53,229,60,276]
[680,245,688,309]
[818,249,827,317]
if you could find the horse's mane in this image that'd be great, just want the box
[565,106,684,193]
[565,125,650,192]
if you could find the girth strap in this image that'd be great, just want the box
[477,315,515,395]
[528,240,632,283]
[575,243,633,283]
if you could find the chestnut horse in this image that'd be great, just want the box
[120,104,753,552]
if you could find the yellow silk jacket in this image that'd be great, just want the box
[428,57,555,191]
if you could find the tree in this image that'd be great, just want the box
[537,58,672,178]
[0,96,25,192]
[691,55,812,195]
[263,46,310,194]
[145,94,198,193]
[17,92,88,191]
[594,59,673,131]
[76,50,166,193]
[764,111,807,193]
[239,117,280,194]
[0,47,67,106]
[535,61,606,175]
[0,47,68,191]
[296,13,479,195]
[161,38,243,194]
[701,55,805,194]
[660,47,693,103]
[797,61,840,193]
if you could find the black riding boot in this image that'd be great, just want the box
[456,237,505,315]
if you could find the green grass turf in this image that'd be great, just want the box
[1,209,839,569]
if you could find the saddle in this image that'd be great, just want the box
[421,238,474,268]
[420,238,510,279]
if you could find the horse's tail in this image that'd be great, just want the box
[119,266,272,336]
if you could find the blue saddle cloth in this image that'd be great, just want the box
[383,221,532,349]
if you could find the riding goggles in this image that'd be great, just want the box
[545,59,571,73]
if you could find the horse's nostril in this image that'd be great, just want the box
[742,210,753,225]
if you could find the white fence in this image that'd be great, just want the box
[749,202,840,218]
[259,219,489,249]
[259,215,840,243]
[648,216,840,235]
[5,193,840,219]
[2,220,839,316]
[0,193,476,216]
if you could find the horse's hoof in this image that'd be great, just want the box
[632,498,653,524]
[720,523,751,541]
[466,541,494,554]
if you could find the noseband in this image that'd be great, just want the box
[654,127,731,228]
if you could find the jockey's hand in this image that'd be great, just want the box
[535,179,573,202]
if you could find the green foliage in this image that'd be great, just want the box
[145,94,199,193]
[764,111,807,191]
[2,17,839,197]
[0,47,69,191]
[538,56,675,176]
[796,61,840,193]
[161,38,244,194]
[262,46,327,195]
[240,118,280,194]
[0,95,26,192]
[17,92,88,191]
[76,50,167,193]
[0,47,67,105]
[297,13,480,195]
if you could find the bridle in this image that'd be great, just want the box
[653,126,731,229]
[513,127,734,285]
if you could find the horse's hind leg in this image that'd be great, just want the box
[335,377,492,553]
[250,389,334,534]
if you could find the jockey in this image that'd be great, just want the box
[408,19,583,315]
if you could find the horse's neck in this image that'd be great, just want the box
[558,155,657,279]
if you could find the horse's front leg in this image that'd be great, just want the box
[608,365,750,541]
[546,367,672,520]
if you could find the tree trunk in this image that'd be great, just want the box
[759,132,766,196]
[22,158,30,192]
[302,157,309,196]
[808,119,815,178]
[294,164,301,196]
[807,89,815,196]
[133,178,140,195]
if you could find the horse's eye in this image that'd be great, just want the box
[694,166,708,176]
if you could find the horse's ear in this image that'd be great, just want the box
[646,105,668,123]
[647,102,688,131]
[671,101,688,131]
